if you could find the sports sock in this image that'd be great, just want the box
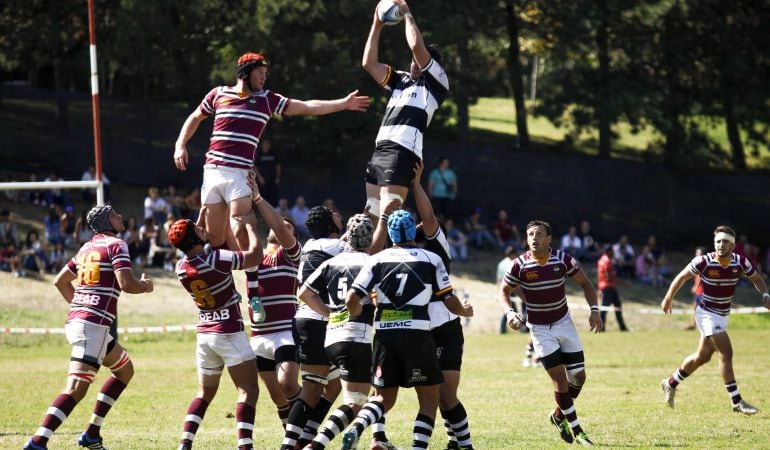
[554,391,583,437]
[32,393,78,447]
[180,397,209,446]
[281,399,311,449]
[312,404,356,449]
[443,402,472,448]
[86,376,128,438]
[372,414,388,441]
[668,367,689,388]
[298,396,333,445]
[725,381,742,405]
[412,413,435,449]
[349,401,385,437]
[236,402,255,449]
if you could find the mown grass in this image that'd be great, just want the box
[2,317,769,449]
[469,97,770,169]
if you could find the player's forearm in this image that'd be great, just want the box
[55,282,75,303]
[362,22,383,73]
[297,98,346,116]
[404,13,424,54]
[412,179,437,235]
[345,291,363,316]
[299,288,331,318]
[254,197,295,248]
[498,284,514,311]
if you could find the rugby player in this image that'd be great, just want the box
[361,0,449,218]
[660,225,770,415]
[25,206,153,450]
[167,214,263,450]
[340,210,473,450]
[498,220,601,447]
[174,52,370,251]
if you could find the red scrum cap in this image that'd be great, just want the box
[237,52,269,79]
[168,219,203,252]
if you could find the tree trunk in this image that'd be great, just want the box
[723,91,746,169]
[455,17,471,142]
[505,0,530,149]
[596,1,611,158]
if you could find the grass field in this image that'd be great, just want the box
[469,98,770,169]
[1,269,769,449]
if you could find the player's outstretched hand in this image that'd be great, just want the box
[140,273,154,293]
[344,90,372,112]
[589,311,602,333]
[661,297,673,314]
[393,0,411,16]
[173,146,188,171]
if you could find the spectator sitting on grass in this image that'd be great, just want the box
[445,219,469,262]
[464,207,497,250]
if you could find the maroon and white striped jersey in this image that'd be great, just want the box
[176,249,246,334]
[504,248,580,325]
[689,252,755,316]
[65,234,133,327]
[199,87,291,170]
[248,241,301,336]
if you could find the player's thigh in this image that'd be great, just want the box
[695,306,728,338]
[709,331,734,357]
[327,341,372,384]
[554,318,584,355]
[229,195,254,218]
[529,323,562,361]
[65,320,111,368]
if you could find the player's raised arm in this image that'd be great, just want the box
[661,266,696,314]
[395,0,431,68]
[283,90,370,116]
[411,161,438,237]
[362,4,391,85]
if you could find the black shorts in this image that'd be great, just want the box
[326,341,372,383]
[256,345,298,372]
[372,330,443,388]
[431,318,464,371]
[365,141,421,187]
[293,317,331,366]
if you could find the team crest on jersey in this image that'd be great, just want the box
[708,269,721,277]
[554,267,561,273]
[525,271,539,280]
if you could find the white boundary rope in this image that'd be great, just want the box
[1,324,197,335]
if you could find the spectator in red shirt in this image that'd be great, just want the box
[597,246,628,331]
[493,209,521,251]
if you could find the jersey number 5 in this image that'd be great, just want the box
[190,280,216,309]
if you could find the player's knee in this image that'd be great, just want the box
[327,366,341,382]
[567,369,586,386]
[107,350,134,382]
[380,192,404,211]
[365,197,380,217]
[199,367,224,387]
[344,390,369,408]
[67,368,98,399]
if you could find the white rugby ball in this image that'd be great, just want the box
[377,0,404,26]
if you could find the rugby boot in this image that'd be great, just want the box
[660,379,676,408]
[77,432,107,450]
[370,438,400,449]
[549,412,574,444]
[575,431,594,446]
[341,430,359,450]
[732,399,759,415]
[23,439,46,450]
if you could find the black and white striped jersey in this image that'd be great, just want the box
[375,58,449,159]
[351,245,453,332]
[423,227,458,328]
[296,237,346,320]
[304,250,375,345]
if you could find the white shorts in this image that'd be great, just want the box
[250,330,295,361]
[695,306,729,337]
[529,313,583,359]
[65,320,113,366]
[201,165,252,205]
[197,331,255,375]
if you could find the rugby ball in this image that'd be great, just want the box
[377,0,404,26]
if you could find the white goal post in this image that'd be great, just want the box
[1,0,106,206]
